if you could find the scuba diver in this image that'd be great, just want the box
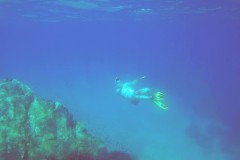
[115,76,168,110]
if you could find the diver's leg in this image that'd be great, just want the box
[135,95,152,100]
[136,88,150,95]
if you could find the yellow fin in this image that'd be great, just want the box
[153,92,168,110]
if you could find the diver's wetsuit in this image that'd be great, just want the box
[116,80,152,104]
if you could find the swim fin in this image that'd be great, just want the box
[153,92,168,110]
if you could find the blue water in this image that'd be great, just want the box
[1,0,240,160]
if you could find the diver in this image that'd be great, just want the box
[115,76,168,110]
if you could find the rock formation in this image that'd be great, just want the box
[0,78,133,160]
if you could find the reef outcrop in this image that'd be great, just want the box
[0,78,133,160]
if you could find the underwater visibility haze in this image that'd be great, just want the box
[1,0,240,159]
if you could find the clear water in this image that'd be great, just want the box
[1,0,240,160]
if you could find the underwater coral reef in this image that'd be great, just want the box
[0,78,133,160]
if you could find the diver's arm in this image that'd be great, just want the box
[129,76,146,85]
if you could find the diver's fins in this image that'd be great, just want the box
[153,92,168,110]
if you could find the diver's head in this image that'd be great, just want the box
[115,77,120,82]
[115,77,121,86]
